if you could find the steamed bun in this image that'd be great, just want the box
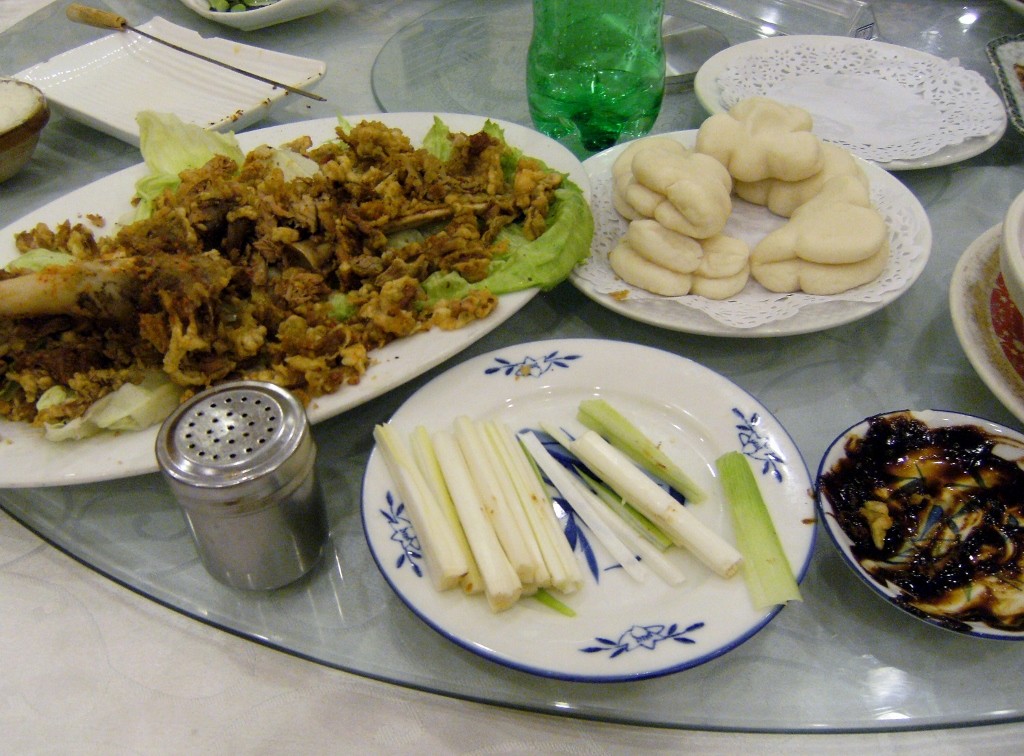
[750,175,889,294]
[696,97,824,183]
[735,142,869,218]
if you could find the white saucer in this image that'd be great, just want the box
[949,224,1024,426]
[694,35,1007,170]
[362,338,816,680]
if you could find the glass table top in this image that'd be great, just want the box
[4,0,1024,735]
[370,0,756,145]
[8,386,1024,733]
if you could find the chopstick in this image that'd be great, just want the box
[65,4,326,102]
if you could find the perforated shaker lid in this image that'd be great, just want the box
[156,381,312,498]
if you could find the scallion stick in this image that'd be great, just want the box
[410,425,484,595]
[577,398,706,503]
[576,466,674,551]
[582,484,687,586]
[373,424,469,591]
[540,420,674,552]
[715,451,802,609]
[454,416,540,585]
[484,420,582,594]
[519,431,650,583]
[570,430,742,578]
[431,429,522,612]
[533,588,577,617]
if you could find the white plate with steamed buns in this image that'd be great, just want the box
[569,130,932,338]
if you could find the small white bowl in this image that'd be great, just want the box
[178,0,338,31]
[999,188,1024,313]
[0,78,49,184]
[817,408,1024,639]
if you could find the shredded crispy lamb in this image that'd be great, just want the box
[0,120,563,427]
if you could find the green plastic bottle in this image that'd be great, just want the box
[526,0,665,156]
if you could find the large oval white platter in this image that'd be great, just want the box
[0,113,588,487]
[361,338,817,681]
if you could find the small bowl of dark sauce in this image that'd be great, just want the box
[816,409,1024,639]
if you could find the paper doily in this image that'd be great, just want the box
[714,38,1007,164]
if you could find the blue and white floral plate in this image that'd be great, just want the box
[360,338,817,681]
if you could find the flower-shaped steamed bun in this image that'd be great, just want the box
[696,96,824,183]
[690,234,750,299]
[612,137,688,221]
[750,175,889,295]
[630,148,732,239]
[609,219,750,299]
[610,136,732,238]
[735,142,869,218]
[624,219,703,273]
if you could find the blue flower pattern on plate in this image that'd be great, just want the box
[485,350,581,378]
[732,407,786,482]
[380,491,424,579]
[582,622,705,658]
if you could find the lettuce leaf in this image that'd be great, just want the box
[421,117,592,298]
[4,248,74,273]
[422,181,593,300]
[134,111,245,220]
[422,116,453,161]
[483,119,523,183]
[44,372,185,441]
[131,111,593,310]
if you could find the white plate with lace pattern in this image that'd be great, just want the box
[361,338,817,681]
[694,35,1007,171]
[569,131,932,337]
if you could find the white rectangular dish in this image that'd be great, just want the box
[15,16,326,145]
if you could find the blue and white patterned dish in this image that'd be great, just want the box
[360,338,817,681]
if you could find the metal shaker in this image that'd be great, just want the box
[156,380,328,590]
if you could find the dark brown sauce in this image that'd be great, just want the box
[819,412,1024,633]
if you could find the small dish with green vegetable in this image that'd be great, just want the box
[178,0,338,31]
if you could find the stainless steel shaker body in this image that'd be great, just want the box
[156,381,328,590]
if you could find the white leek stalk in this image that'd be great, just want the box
[576,466,674,551]
[577,398,707,503]
[569,430,742,578]
[431,429,522,612]
[454,416,542,585]
[538,423,682,585]
[519,431,650,583]
[582,483,687,586]
[373,424,469,591]
[716,451,802,609]
[409,425,483,595]
[485,420,583,594]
